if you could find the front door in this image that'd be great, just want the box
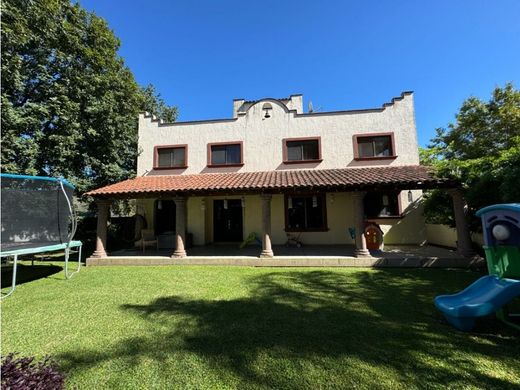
[213,199,243,242]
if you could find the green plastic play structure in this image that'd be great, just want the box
[435,203,520,331]
[478,204,520,330]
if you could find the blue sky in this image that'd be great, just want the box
[81,0,519,146]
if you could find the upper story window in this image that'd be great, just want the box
[208,142,243,166]
[353,133,396,160]
[283,137,322,163]
[285,194,328,231]
[364,191,401,218]
[154,145,187,169]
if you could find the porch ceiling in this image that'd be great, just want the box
[86,165,455,199]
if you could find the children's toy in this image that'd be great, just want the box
[1,174,82,299]
[239,232,262,249]
[285,232,303,247]
[434,203,520,331]
[365,223,384,252]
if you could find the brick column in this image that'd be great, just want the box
[448,189,475,257]
[260,194,274,258]
[172,196,187,258]
[352,192,371,257]
[91,199,111,258]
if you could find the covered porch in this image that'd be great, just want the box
[85,165,476,264]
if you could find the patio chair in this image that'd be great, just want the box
[135,229,158,252]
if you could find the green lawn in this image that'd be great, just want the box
[2,262,519,389]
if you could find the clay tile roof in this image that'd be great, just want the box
[86,165,452,198]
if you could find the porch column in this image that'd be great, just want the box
[91,199,111,258]
[260,194,274,258]
[172,196,187,258]
[352,192,371,257]
[448,189,475,257]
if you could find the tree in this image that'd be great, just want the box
[140,84,178,123]
[421,83,520,230]
[1,0,177,194]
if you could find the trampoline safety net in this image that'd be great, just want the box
[1,175,75,252]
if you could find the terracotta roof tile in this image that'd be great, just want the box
[86,165,451,197]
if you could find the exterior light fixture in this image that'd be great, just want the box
[312,195,318,208]
[408,190,413,202]
[288,196,293,209]
[223,199,228,209]
[201,199,206,211]
[330,194,335,203]
[241,196,245,208]
[157,200,163,210]
[382,195,389,207]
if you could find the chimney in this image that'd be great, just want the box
[233,98,245,118]
[286,94,303,114]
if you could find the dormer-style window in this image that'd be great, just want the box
[208,141,244,167]
[353,133,396,160]
[154,145,187,169]
[283,137,322,164]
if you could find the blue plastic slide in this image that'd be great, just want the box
[434,275,520,331]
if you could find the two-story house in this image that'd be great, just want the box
[87,92,474,260]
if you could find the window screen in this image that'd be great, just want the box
[286,139,320,161]
[157,147,186,168]
[357,136,393,158]
[211,144,242,165]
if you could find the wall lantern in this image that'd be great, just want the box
[241,196,245,208]
[288,196,293,209]
[157,200,163,210]
[408,190,413,202]
[312,195,318,208]
[201,199,206,211]
[262,103,272,119]
[223,199,228,209]
[382,195,389,207]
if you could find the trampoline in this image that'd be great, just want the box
[1,174,82,299]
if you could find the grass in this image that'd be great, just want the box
[2,261,520,389]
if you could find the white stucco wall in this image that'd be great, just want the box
[425,224,483,248]
[134,92,425,248]
[137,92,419,176]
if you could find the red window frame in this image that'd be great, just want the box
[207,141,244,167]
[282,137,322,164]
[352,132,397,161]
[153,144,188,169]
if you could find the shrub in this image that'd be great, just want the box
[1,353,65,390]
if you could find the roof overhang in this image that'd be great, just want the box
[86,165,456,199]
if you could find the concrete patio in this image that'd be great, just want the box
[87,244,484,268]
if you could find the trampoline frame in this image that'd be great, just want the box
[1,174,82,299]
[1,241,82,299]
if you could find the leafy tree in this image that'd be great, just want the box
[1,0,177,194]
[421,83,520,230]
[140,84,178,123]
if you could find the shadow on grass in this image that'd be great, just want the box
[58,269,519,388]
[1,263,63,287]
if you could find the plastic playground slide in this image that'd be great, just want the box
[434,275,520,331]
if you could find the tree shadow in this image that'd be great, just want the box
[58,269,519,388]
